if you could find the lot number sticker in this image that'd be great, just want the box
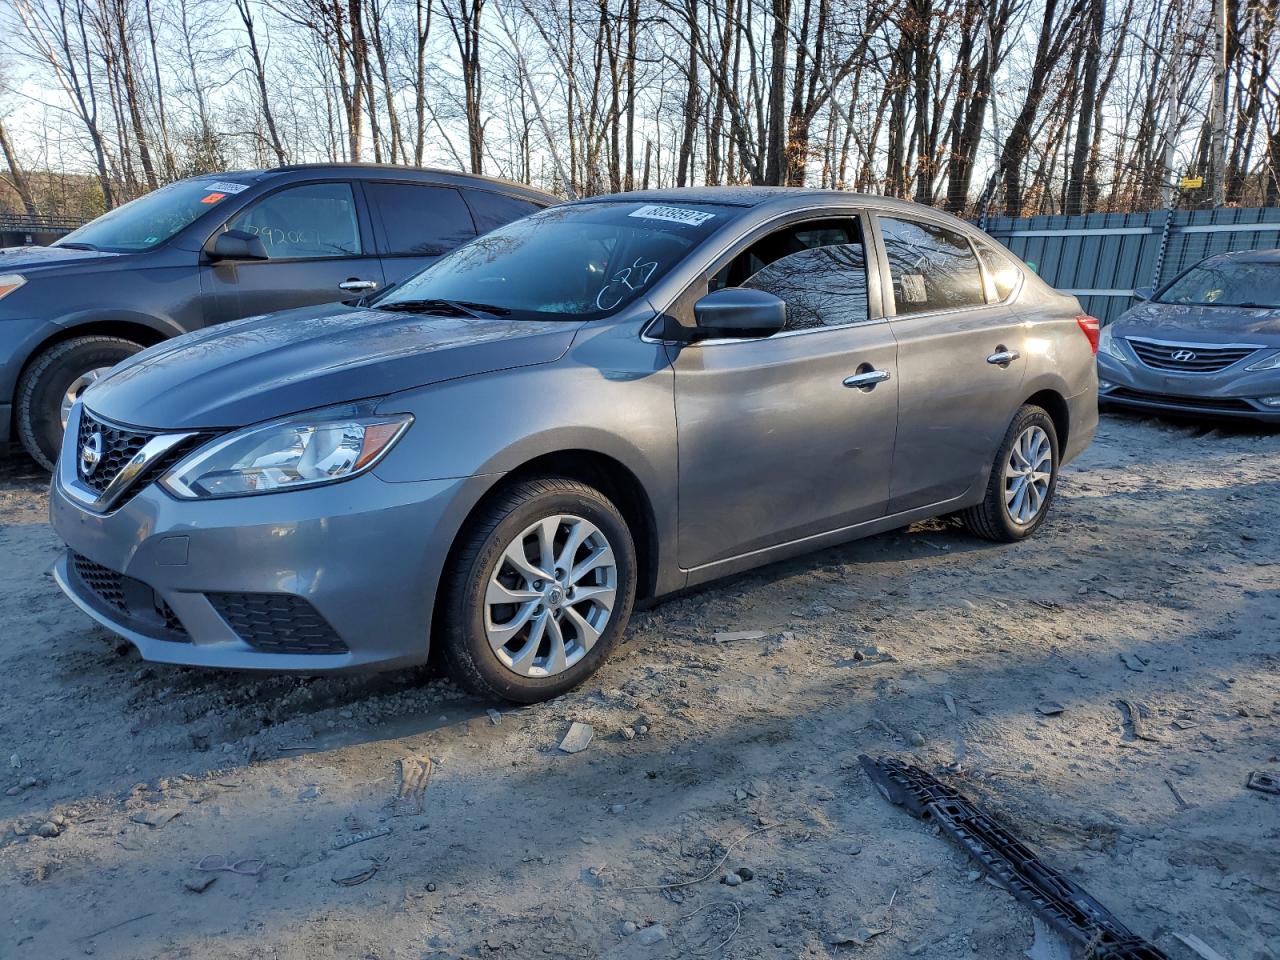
[628,204,716,226]
[204,181,250,195]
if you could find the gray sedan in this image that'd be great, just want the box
[1098,249,1280,421]
[50,189,1098,702]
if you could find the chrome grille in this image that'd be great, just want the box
[1125,337,1260,374]
[76,409,152,494]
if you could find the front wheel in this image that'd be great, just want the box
[16,335,144,470]
[959,404,1060,542]
[439,476,637,703]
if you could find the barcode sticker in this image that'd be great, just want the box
[628,204,716,226]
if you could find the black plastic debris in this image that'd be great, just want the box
[858,755,1169,960]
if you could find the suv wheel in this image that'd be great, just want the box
[960,404,1060,542]
[440,476,637,703]
[16,336,144,470]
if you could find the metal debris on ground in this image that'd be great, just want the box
[395,755,434,814]
[331,858,380,886]
[859,755,1170,960]
[486,708,502,725]
[333,825,392,849]
[131,808,181,828]
[195,854,265,875]
[558,721,594,754]
[1036,701,1065,716]
[1245,771,1279,796]
[1164,779,1193,810]
[1119,652,1148,672]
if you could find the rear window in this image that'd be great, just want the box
[464,190,544,233]
[366,182,476,256]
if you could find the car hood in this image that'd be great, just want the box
[0,244,124,271]
[1112,300,1280,344]
[84,302,582,429]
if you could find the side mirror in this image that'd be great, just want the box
[208,229,269,262]
[1133,286,1153,302]
[692,288,786,338]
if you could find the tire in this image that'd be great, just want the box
[959,404,1060,543]
[439,476,637,703]
[16,336,144,470]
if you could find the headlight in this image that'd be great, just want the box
[0,274,26,300]
[1098,324,1128,363]
[1246,351,1280,372]
[162,409,413,498]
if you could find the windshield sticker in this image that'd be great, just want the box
[204,181,250,195]
[901,273,927,302]
[628,204,716,227]
[200,192,227,205]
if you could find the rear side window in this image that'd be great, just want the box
[226,182,362,259]
[366,182,476,256]
[976,242,1022,301]
[879,216,985,315]
[464,190,543,233]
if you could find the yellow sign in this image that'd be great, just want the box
[1179,175,1204,190]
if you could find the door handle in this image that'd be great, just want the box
[339,279,379,292]
[843,369,891,389]
[986,348,1020,366]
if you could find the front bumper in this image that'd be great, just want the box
[1097,352,1280,422]
[50,468,493,671]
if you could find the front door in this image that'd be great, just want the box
[200,181,384,326]
[874,214,1028,513]
[671,217,899,570]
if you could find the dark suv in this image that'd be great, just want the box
[0,164,554,467]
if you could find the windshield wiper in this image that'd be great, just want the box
[376,298,510,319]
[56,242,99,251]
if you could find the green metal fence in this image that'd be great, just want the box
[981,207,1280,323]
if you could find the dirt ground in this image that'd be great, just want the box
[1,411,1277,960]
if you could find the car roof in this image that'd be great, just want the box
[572,186,979,229]
[1200,247,1280,265]
[201,164,556,203]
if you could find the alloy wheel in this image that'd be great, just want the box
[60,367,112,430]
[484,514,618,678]
[1003,425,1053,525]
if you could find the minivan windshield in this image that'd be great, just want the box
[1158,259,1280,309]
[373,200,740,320]
[56,177,254,253]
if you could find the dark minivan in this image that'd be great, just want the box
[0,164,554,467]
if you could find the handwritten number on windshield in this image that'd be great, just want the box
[596,258,659,311]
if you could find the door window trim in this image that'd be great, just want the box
[202,178,378,263]
[643,206,886,345]
[364,178,479,259]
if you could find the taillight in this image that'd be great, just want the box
[1076,315,1100,355]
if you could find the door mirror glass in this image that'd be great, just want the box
[693,288,787,338]
[209,229,269,262]
[1133,286,1153,302]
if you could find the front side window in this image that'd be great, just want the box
[57,177,254,252]
[1158,259,1280,308]
[226,182,361,259]
[366,182,475,256]
[718,219,869,330]
[375,200,738,320]
[879,216,986,315]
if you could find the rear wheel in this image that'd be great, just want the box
[959,404,1060,542]
[439,476,637,703]
[16,336,144,470]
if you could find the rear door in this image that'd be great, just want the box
[200,180,383,325]
[874,213,1028,513]
[671,215,899,570]
[364,181,477,286]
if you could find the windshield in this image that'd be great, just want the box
[373,200,740,319]
[57,177,254,253]
[1158,259,1280,309]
